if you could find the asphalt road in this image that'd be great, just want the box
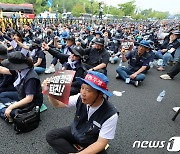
[0,53,180,154]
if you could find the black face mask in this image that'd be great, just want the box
[47,31,51,36]
[96,48,103,52]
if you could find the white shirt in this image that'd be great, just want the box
[11,40,17,48]
[21,42,30,56]
[67,94,118,140]
[11,40,30,57]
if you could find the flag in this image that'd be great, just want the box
[47,0,52,7]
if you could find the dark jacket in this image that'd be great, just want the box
[0,63,16,92]
[48,48,85,88]
[31,48,46,68]
[84,47,110,74]
[127,50,152,73]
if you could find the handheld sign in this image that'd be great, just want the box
[42,70,75,105]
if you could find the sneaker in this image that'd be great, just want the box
[134,81,139,87]
[131,80,139,87]
[116,74,120,79]
[157,67,165,71]
[45,67,55,74]
[160,74,172,80]
[110,60,115,64]
[173,107,180,112]
[168,61,174,66]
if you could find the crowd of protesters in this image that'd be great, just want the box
[0,16,180,153]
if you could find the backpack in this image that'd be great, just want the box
[13,106,40,134]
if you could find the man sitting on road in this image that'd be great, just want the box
[83,38,110,75]
[116,40,153,87]
[44,71,119,154]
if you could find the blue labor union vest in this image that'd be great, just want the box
[71,96,118,147]
[128,50,151,72]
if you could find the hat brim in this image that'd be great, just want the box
[1,59,29,70]
[95,32,101,35]
[65,38,75,42]
[70,48,82,58]
[139,43,152,49]
[32,42,41,47]
[94,42,104,46]
[76,77,112,97]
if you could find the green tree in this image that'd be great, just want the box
[108,6,124,18]
[72,3,85,17]
[141,9,153,17]
[118,0,136,16]
[132,14,145,20]
[154,11,169,19]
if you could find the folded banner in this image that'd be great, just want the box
[42,70,75,105]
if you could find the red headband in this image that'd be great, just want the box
[85,74,108,90]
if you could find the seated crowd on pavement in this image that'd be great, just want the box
[0,16,180,153]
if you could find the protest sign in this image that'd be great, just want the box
[42,70,75,105]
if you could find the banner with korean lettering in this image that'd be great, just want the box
[42,70,75,105]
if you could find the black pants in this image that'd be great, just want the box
[0,86,16,93]
[46,126,78,154]
[46,126,107,154]
[167,62,180,78]
[99,11,103,19]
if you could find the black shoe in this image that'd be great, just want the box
[131,80,139,87]
[134,81,139,87]
[116,74,120,79]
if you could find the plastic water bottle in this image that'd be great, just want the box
[157,90,166,102]
[58,63,62,70]
[119,55,122,67]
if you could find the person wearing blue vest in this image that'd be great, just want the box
[45,71,119,154]
[0,51,43,122]
[116,40,153,87]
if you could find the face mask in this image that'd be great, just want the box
[96,48,102,51]
[47,31,51,36]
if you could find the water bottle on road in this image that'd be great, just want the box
[157,90,166,102]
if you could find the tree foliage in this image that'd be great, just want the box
[0,0,170,19]
[72,4,85,17]
[118,0,136,16]
[140,9,168,19]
